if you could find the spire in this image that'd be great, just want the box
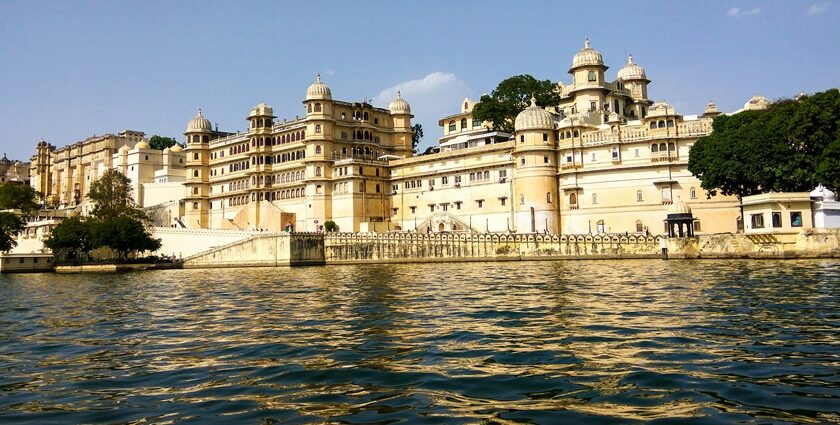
[397,90,402,98]
[584,38,590,49]
[530,96,537,107]
[198,108,203,116]
[627,53,634,65]
[315,74,321,83]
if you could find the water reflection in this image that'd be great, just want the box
[0,259,838,424]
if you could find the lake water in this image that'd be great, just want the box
[1,259,838,424]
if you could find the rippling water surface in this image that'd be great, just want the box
[1,259,839,424]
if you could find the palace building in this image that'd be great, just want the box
[30,39,747,235]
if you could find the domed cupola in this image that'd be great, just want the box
[0,153,10,166]
[388,91,411,115]
[249,102,274,118]
[617,54,648,82]
[514,97,555,131]
[702,101,721,118]
[135,140,150,149]
[570,38,606,72]
[306,74,332,101]
[170,144,183,153]
[186,108,212,133]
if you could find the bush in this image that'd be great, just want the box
[323,220,337,232]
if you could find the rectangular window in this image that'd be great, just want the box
[428,179,435,187]
[429,204,435,212]
[544,156,549,164]
[476,200,483,208]
[410,206,416,214]
[454,176,462,184]
[590,101,597,111]
[441,204,448,211]
[772,212,782,228]
[751,213,765,229]
[455,201,462,210]
[591,152,596,162]
[661,188,671,202]
[500,197,506,206]
[566,155,573,163]
[499,170,507,178]
[790,211,803,227]
[441,176,448,185]
[542,133,548,142]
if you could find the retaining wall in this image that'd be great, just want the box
[182,233,324,268]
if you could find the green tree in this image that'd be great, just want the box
[472,75,561,133]
[0,211,25,253]
[148,135,180,150]
[411,123,424,154]
[91,216,161,261]
[688,89,840,197]
[0,184,40,213]
[44,216,95,260]
[87,169,147,221]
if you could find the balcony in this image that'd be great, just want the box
[650,152,678,162]
[560,162,583,171]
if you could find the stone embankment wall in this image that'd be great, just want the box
[182,233,324,268]
[670,228,840,259]
[324,233,662,263]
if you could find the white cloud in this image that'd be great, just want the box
[726,6,761,17]
[806,3,827,14]
[374,72,473,150]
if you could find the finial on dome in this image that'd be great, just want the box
[198,108,203,116]
[627,54,634,65]
[316,74,321,83]
[584,38,590,49]
[529,96,537,107]
[397,90,401,98]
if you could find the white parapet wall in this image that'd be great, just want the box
[151,227,261,258]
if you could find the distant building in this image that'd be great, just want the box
[0,153,30,186]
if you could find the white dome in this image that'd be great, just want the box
[306,74,332,100]
[668,198,692,215]
[248,102,274,118]
[571,38,605,70]
[810,184,836,201]
[514,97,555,131]
[388,91,411,114]
[744,95,771,111]
[170,144,183,153]
[648,101,677,117]
[186,108,212,133]
[617,54,647,81]
[119,145,130,153]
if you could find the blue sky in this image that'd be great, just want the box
[0,0,837,161]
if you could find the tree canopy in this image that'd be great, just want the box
[148,135,180,150]
[411,123,424,154]
[44,216,95,259]
[91,215,161,261]
[472,75,561,133]
[87,169,147,221]
[0,211,25,253]
[0,184,40,213]
[688,89,840,198]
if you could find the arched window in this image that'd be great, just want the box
[314,103,321,112]
[520,194,525,205]
[484,171,490,179]
[307,104,312,113]
[315,167,322,177]
[193,170,199,177]
[315,124,321,133]
[668,142,675,152]
[636,220,644,232]
[315,145,322,154]
[636,190,643,202]
[650,122,657,129]
[690,187,697,199]
[546,192,552,203]
[449,121,456,132]
[651,144,658,153]
[316,185,322,194]
[658,120,665,128]
[363,112,369,121]
[570,193,577,205]
[460,118,467,130]
[659,143,667,152]
[588,70,596,82]
[667,119,675,128]
[592,193,598,204]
